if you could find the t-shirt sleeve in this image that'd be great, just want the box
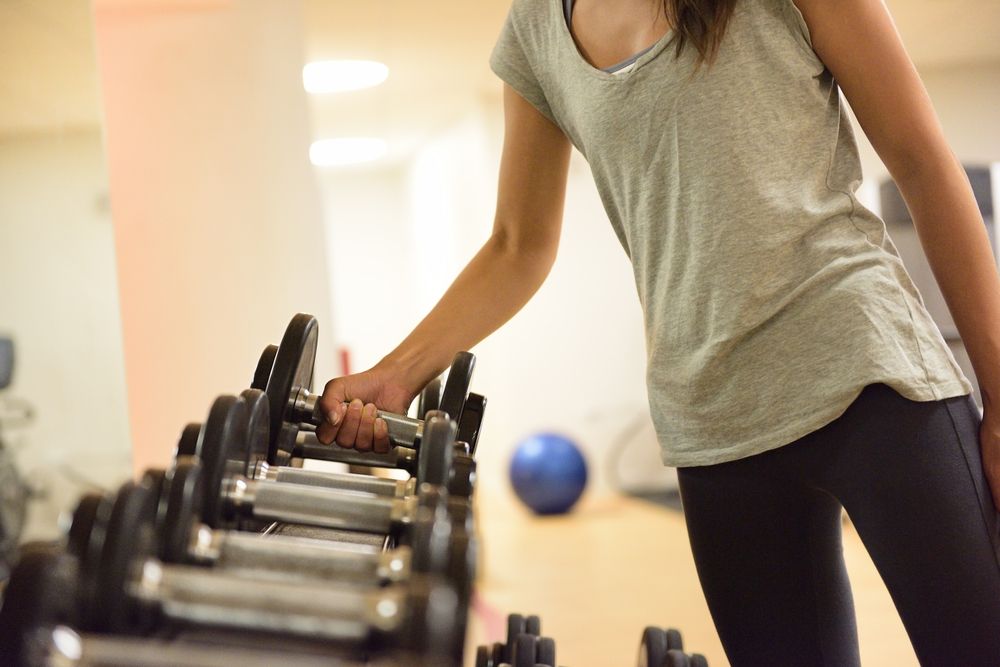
[489,5,558,125]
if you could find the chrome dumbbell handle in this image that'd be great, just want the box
[292,388,422,447]
[253,462,412,498]
[293,431,417,470]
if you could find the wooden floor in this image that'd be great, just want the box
[466,486,918,667]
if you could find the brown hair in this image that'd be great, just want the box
[662,0,739,67]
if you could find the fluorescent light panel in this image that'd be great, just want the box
[310,138,387,167]
[303,60,389,94]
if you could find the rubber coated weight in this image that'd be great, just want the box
[457,392,487,455]
[77,494,114,632]
[175,422,201,458]
[512,634,537,667]
[240,388,271,476]
[476,645,492,667]
[67,492,105,559]
[439,351,475,425]
[264,314,318,463]
[536,636,556,666]
[665,650,691,667]
[505,613,526,662]
[92,481,158,633]
[689,654,709,667]
[160,457,204,563]
[525,614,541,636]
[666,628,684,651]
[417,412,456,489]
[638,627,669,667]
[417,377,442,420]
[252,344,279,391]
[198,395,249,529]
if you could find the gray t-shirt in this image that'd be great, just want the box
[490,0,973,466]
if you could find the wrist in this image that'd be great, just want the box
[375,348,434,398]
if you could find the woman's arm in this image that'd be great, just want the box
[316,84,572,451]
[794,0,1000,506]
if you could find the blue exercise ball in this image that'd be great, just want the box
[509,432,588,515]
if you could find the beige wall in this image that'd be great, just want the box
[93,0,335,473]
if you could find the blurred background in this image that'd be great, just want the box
[0,0,997,664]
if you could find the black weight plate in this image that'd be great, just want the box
[96,481,158,634]
[160,457,204,563]
[240,388,271,473]
[252,344,279,391]
[475,645,492,667]
[457,392,487,455]
[264,314,318,463]
[638,626,669,667]
[417,377,442,420]
[505,613,526,663]
[536,636,556,666]
[175,422,202,459]
[77,493,114,632]
[512,634,537,667]
[439,351,475,425]
[198,395,250,529]
[0,547,78,665]
[491,642,506,666]
[67,492,106,559]
[666,628,684,651]
[417,412,456,488]
[665,650,691,667]
[525,615,541,636]
[689,654,709,667]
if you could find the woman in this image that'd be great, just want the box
[316,0,1000,663]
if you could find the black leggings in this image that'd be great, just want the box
[676,383,1000,666]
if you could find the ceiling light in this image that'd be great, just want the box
[310,138,388,167]
[303,60,389,94]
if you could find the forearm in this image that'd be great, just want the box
[898,152,1000,407]
[377,233,555,395]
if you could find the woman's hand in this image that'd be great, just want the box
[979,404,1000,513]
[315,365,414,453]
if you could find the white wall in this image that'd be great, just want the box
[94,0,335,473]
[0,129,132,540]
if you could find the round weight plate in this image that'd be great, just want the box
[475,645,492,667]
[505,613,526,663]
[252,344,279,391]
[160,457,204,563]
[457,392,487,455]
[264,314,318,463]
[665,650,691,667]
[198,395,250,529]
[666,628,684,651]
[417,377,442,420]
[491,642,505,666]
[96,481,158,634]
[67,492,105,559]
[512,634,537,667]
[525,615,541,636]
[536,636,556,666]
[439,352,475,426]
[638,626,669,667]
[0,547,78,666]
[175,423,202,459]
[689,654,708,667]
[240,388,271,473]
[417,413,456,489]
[77,493,114,632]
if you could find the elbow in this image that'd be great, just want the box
[490,226,559,277]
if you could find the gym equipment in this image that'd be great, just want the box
[261,314,480,462]
[196,394,460,536]
[174,422,201,458]
[509,433,588,515]
[0,337,12,390]
[416,376,442,419]
[637,626,709,667]
[74,481,463,665]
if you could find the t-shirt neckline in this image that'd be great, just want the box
[555,0,677,81]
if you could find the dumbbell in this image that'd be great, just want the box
[236,388,476,501]
[257,314,485,463]
[152,456,474,590]
[73,480,465,666]
[638,626,709,667]
[474,613,558,667]
[197,393,471,541]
